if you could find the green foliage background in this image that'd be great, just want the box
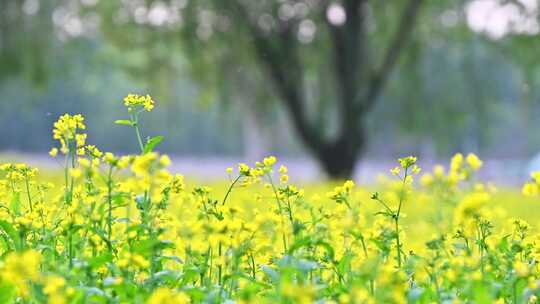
[0,0,539,158]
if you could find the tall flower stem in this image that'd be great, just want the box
[24,175,32,212]
[106,165,114,253]
[130,112,145,153]
[395,167,409,268]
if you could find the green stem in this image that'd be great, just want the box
[359,234,369,258]
[131,113,145,153]
[373,197,393,215]
[222,175,241,206]
[266,174,288,252]
[395,217,402,268]
[69,146,76,201]
[208,247,213,285]
[68,230,73,268]
[24,175,32,212]
[202,246,211,286]
[395,167,409,268]
[267,174,283,211]
[286,197,294,228]
[249,253,256,279]
[218,242,223,286]
[106,165,114,253]
[63,146,69,203]
[396,168,409,218]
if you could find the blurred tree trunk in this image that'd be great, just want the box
[226,0,424,178]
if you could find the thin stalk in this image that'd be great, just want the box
[218,242,223,286]
[24,175,32,212]
[395,167,409,268]
[208,247,213,285]
[131,113,145,153]
[106,165,114,253]
[68,231,73,268]
[222,175,241,206]
[396,168,409,218]
[373,197,393,215]
[202,246,211,286]
[216,175,241,290]
[266,174,283,211]
[394,217,402,268]
[63,147,69,203]
[64,139,75,269]
[359,234,368,258]
[69,146,76,201]
[286,197,294,226]
[266,174,288,252]
[249,253,256,279]
[360,236,374,295]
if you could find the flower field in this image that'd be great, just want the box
[0,95,540,303]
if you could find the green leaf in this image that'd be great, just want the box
[180,267,200,284]
[287,236,312,255]
[0,282,15,304]
[88,252,113,269]
[473,281,494,303]
[9,192,20,215]
[0,220,22,251]
[143,136,164,154]
[336,252,353,275]
[314,240,335,262]
[114,119,134,126]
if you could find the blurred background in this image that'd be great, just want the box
[1,0,540,182]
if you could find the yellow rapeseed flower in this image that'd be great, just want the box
[52,113,86,154]
[49,148,58,157]
[123,94,155,112]
[1,250,42,297]
[466,153,483,171]
[238,163,251,176]
[523,182,539,196]
[147,287,190,304]
[263,156,277,167]
[514,260,529,277]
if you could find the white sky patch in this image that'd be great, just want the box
[171,0,188,10]
[466,0,539,39]
[278,3,296,21]
[258,14,276,32]
[298,19,316,44]
[134,6,148,24]
[326,3,346,26]
[22,0,40,16]
[80,0,99,7]
[65,17,83,36]
[148,2,169,26]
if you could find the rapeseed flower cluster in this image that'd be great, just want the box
[52,113,86,155]
[0,95,538,303]
[123,93,155,112]
[1,250,41,297]
[523,171,540,196]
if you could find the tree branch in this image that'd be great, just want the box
[362,0,424,111]
[327,0,366,138]
[221,1,324,150]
